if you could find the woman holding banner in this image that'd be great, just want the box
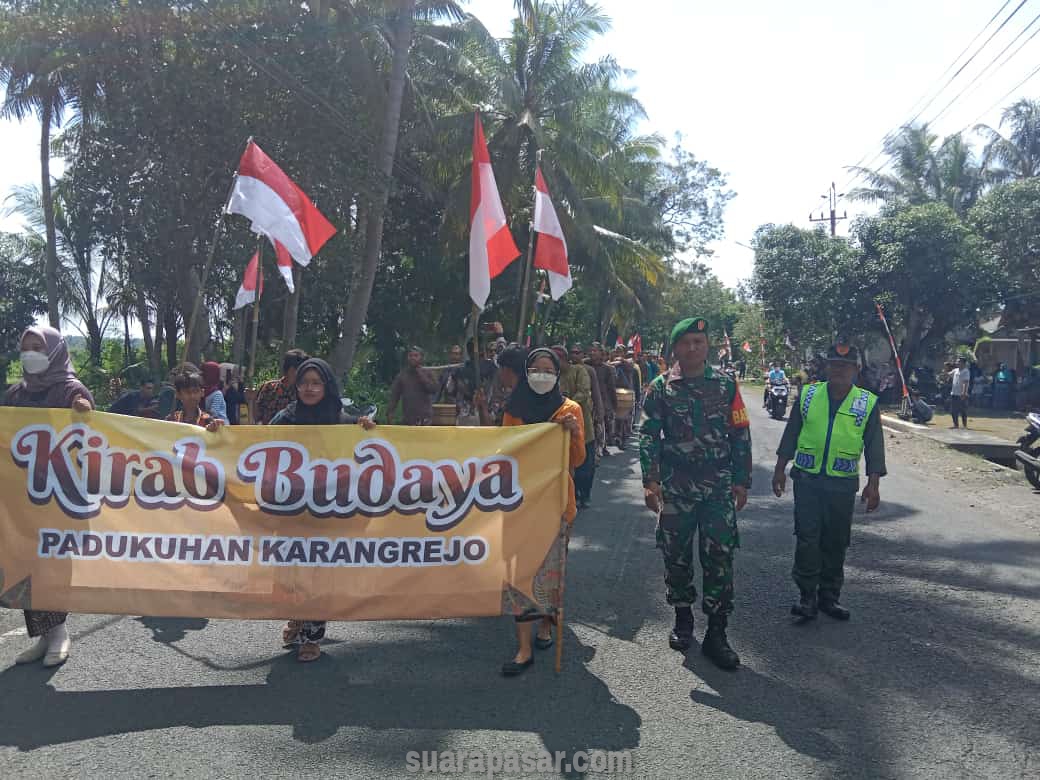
[4,326,94,667]
[496,347,584,676]
[268,358,376,662]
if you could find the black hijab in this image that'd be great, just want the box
[505,347,566,424]
[285,358,343,424]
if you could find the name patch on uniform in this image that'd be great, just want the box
[795,452,816,469]
[729,385,750,429]
[832,457,857,474]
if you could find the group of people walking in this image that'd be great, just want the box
[4,316,886,675]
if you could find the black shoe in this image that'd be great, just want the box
[668,606,694,652]
[534,634,554,650]
[791,591,818,621]
[701,615,740,670]
[501,656,534,676]
[818,598,850,621]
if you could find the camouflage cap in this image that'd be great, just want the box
[826,342,861,365]
[670,317,709,346]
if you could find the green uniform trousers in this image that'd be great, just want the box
[792,478,854,600]
[657,492,738,615]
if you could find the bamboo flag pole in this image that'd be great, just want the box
[247,237,264,382]
[182,140,249,363]
[470,303,481,392]
[516,150,542,343]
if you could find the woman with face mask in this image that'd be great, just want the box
[499,347,585,676]
[3,326,94,667]
[268,357,376,662]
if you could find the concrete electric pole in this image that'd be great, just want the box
[809,182,847,237]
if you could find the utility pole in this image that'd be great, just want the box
[809,182,847,237]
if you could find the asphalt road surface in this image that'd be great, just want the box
[1,403,1038,778]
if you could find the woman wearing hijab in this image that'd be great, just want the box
[269,358,377,662]
[200,361,229,424]
[499,347,585,676]
[3,326,94,667]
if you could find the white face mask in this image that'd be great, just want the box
[528,372,557,395]
[20,350,50,375]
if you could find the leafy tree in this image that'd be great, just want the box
[0,231,46,382]
[969,179,1040,327]
[853,203,1005,365]
[750,224,872,352]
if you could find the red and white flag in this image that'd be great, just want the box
[469,115,520,310]
[226,140,336,266]
[533,167,572,300]
[627,333,642,358]
[233,251,264,310]
[742,341,752,353]
[272,239,295,292]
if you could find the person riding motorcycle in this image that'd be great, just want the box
[763,362,789,409]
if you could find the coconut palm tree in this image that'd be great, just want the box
[0,2,102,329]
[976,98,1040,182]
[846,124,983,216]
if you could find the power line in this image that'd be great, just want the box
[957,60,1040,133]
[928,7,1040,126]
[840,0,1019,179]
[840,0,1034,193]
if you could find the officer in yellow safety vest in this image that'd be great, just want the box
[771,342,886,621]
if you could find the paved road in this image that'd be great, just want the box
[1,403,1038,778]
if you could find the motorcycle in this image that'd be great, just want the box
[342,398,378,422]
[1014,412,1040,490]
[767,383,789,420]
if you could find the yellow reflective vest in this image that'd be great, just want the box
[793,382,877,478]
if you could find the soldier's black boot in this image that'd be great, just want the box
[668,607,694,652]
[790,590,818,621]
[818,595,850,621]
[701,614,740,670]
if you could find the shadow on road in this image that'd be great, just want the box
[0,620,640,764]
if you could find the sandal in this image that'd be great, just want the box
[281,620,302,648]
[296,642,321,663]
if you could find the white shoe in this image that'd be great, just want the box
[42,625,70,667]
[15,638,47,665]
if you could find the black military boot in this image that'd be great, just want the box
[790,590,818,621]
[818,595,850,621]
[668,606,694,652]
[701,614,740,670]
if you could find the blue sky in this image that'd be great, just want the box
[2,0,1039,288]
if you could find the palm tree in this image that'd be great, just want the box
[418,0,666,335]
[976,98,1040,182]
[846,124,983,216]
[0,3,102,330]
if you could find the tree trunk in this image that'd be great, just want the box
[179,265,209,365]
[282,265,302,348]
[164,307,179,370]
[40,99,61,329]
[329,0,416,378]
[232,306,248,370]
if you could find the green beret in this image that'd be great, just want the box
[670,317,709,346]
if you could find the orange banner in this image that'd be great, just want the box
[0,410,568,621]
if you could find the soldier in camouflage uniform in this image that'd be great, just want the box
[640,316,752,670]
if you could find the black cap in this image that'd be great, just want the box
[826,342,860,365]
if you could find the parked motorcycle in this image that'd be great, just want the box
[767,383,789,420]
[1014,412,1040,490]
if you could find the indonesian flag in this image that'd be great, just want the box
[469,115,520,310]
[533,167,572,300]
[272,239,295,292]
[233,251,264,310]
[742,341,752,353]
[627,333,642,358]
[226,140,336,266]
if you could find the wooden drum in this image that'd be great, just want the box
[432,403,457,426]
[615,388,635,419]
